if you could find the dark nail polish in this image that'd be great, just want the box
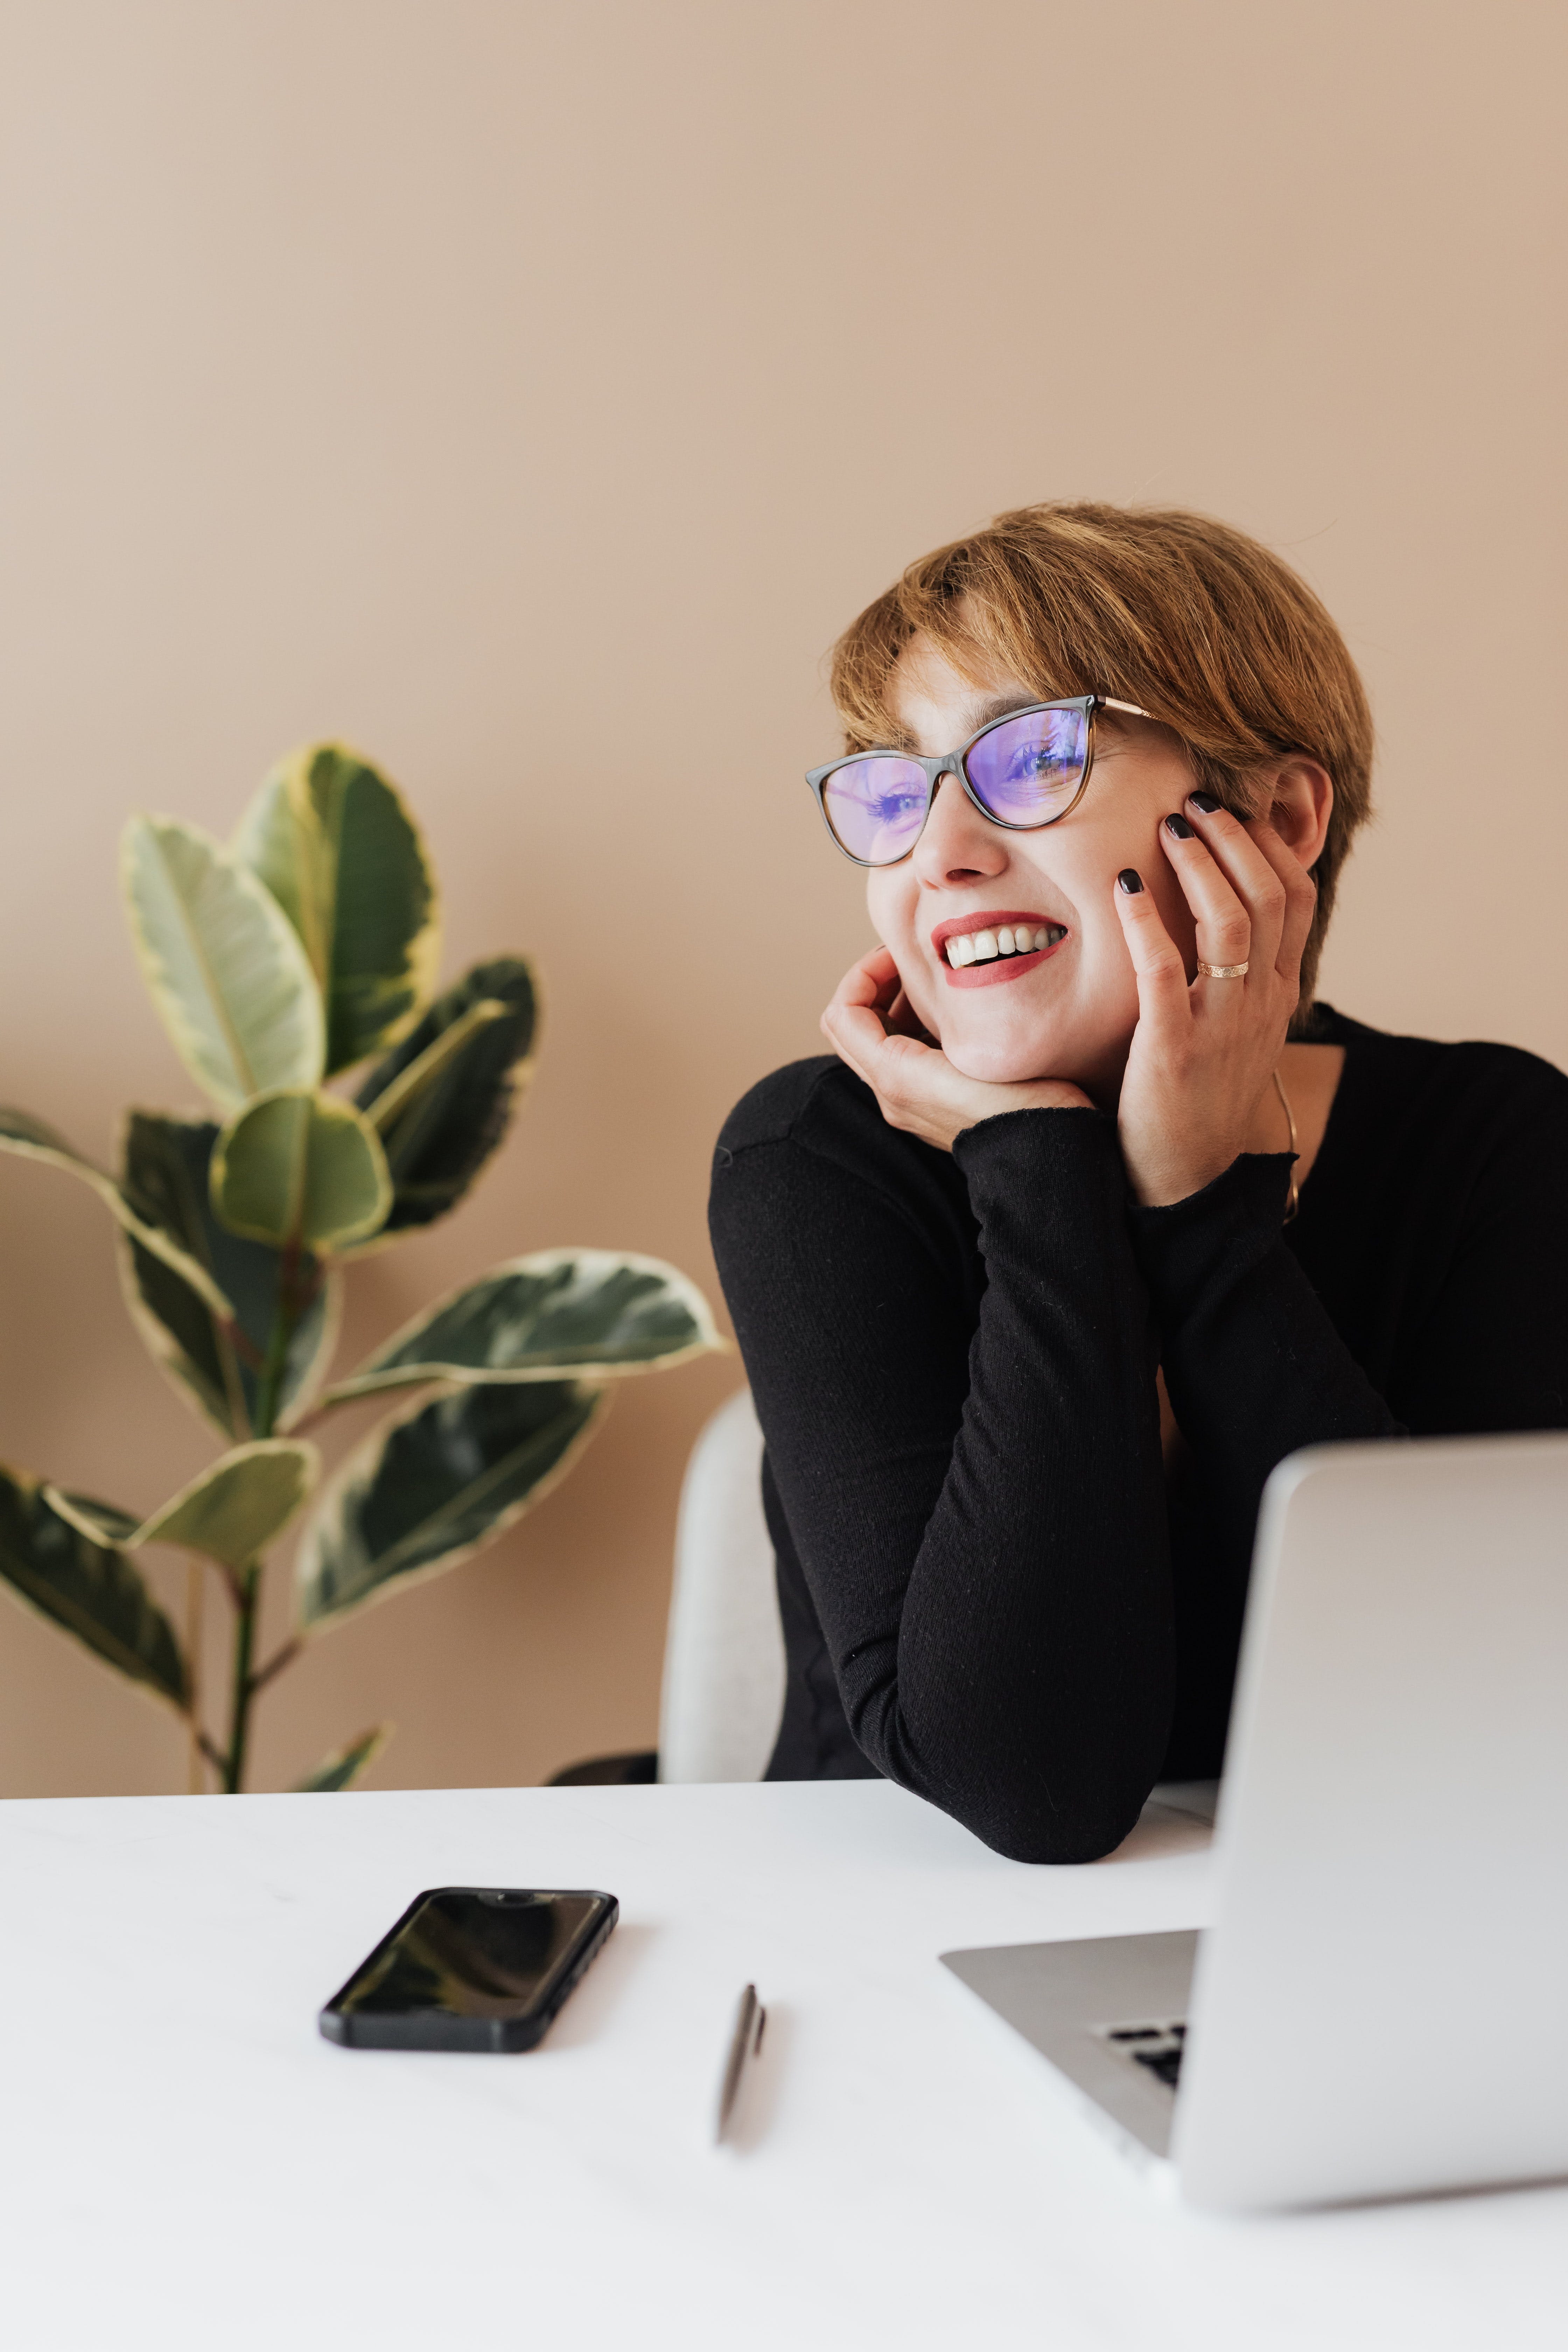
[1188,791,1221,814]
[1118,868,1143,894]
[1164,811,1195,839]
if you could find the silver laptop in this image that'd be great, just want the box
[942,1432,1568,2212]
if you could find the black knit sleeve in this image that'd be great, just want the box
[709,1095,1174,1863]
[1128,1154,1405,1572]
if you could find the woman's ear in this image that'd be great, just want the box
[1268,758,1334,870]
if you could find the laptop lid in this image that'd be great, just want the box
[1174,1431,1568,2210]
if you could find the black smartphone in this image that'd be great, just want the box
[318,1886,618,2052]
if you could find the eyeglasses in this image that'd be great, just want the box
[805,694,1149,868]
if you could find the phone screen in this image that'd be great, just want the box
[321,1887,617,2051]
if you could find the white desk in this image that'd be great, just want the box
[1,1780,1560,2351]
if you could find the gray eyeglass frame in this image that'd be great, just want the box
[805,693,1150,868]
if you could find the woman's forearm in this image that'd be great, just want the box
[713,1101,1176,1862]
[871,1110,1176,1857]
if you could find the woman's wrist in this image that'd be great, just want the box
[1120,1129,1253,1208]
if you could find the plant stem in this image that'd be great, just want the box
[247,1636,300,1698]
[252,1238,304,1442]
[223,1561,261,1795]
[221,1234,323,1792]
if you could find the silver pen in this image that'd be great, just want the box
[714,1982,766,2143]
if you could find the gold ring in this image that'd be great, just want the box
[1197,959,1249,980]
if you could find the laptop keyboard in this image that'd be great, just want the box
[1100,2019,1186,2090]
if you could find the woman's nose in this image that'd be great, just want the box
[912,770,1008,887]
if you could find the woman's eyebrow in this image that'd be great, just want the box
[876,692,1034,753]
[966,692,1038,732]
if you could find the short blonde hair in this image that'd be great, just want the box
[829,502,1374,1021]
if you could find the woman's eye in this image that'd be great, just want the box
[1005,747,1063,784]
[875,791,924,820]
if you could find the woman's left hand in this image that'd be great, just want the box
[821,945,1092,1152]
[1112,795,1318,1206]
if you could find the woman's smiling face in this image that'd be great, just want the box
[865,633,1202,1100]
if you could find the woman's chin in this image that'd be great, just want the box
[942,1035,1058,1086]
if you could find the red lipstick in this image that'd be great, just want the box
[930,910,1071,990]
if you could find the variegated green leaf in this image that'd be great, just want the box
[232,744,441,1076]
[0,1467,187,1708]
[44,1491,142,1545]
[121,815,324,1110]
[132,1440,319,1572]
[294,1722,393,1792]
[350,957,538,1244]
[319,1249,721,1408]
[296,1381,606,1631]
[211,1090,391,1253]
[118,1112,340,1440]
[0,1106,235,1323]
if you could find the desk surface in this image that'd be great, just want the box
[1,1778,1560,2352]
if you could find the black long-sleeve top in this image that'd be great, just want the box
[708,1008,1568,1862]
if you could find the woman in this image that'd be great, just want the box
[709,504,1568,1863]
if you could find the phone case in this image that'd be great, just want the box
[318,1888,619,2052]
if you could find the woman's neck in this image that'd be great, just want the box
[1245,1041,1347,1192]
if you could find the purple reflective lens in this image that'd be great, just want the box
[963,706,1089,826]
[822,755,930,865]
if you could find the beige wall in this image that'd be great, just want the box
[0,0,1562,1796]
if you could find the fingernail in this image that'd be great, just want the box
[1188,791,1221,814]
[1118,868,1143,894]
[1164,812,1195,839]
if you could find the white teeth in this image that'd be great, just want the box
[946,922,1067,967]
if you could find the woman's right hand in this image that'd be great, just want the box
[1111,794,1319,1205]
[821,945,1092,1153]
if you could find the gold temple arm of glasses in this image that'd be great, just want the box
[1099,698,1149,717]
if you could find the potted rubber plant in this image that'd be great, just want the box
[0,744,720,1791]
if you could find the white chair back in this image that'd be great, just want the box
[657,1388,785,1783]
